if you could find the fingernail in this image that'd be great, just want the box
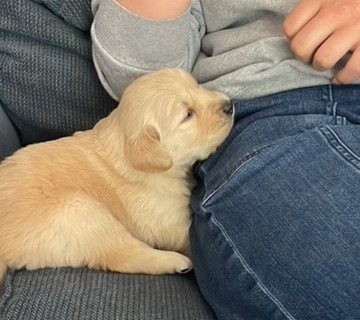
[332,78,340,85]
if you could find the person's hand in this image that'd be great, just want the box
[283,0,360,84]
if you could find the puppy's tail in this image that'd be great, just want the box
[0,259,7,284]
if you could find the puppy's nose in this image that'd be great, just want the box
[222,101,233,115]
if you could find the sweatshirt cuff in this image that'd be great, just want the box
[91,0,191,69]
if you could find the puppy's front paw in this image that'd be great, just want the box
[167,252,193,274]
[142,249,193,275]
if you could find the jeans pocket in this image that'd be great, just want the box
[196,114,343,203]
[319,125,360,171]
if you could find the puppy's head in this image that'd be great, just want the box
[118,68,233,174]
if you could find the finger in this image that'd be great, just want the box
[333,46,360,85]
[350,43,357,52]
[283,0,321,39]
[313,23,360,71]
[290,9,344,63]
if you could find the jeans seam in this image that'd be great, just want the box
[201,146,271,206]
[319,127,360,170]
[208,214,296,320]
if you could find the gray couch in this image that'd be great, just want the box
[0,0,214,318]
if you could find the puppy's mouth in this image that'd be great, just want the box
[199,114,234,160]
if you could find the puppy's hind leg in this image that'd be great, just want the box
[33,196,192,275]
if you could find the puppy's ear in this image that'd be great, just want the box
[125,126,173,173]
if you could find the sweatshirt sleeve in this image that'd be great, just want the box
[91,0,205,101]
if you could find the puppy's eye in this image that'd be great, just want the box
[186,109,193,118]
[182,109,194,123]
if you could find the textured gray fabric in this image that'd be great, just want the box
[0,282,4,301]
[0,0,117,145]
[91,0,359,102]
[0,268,214,320]
[0,103,20,161]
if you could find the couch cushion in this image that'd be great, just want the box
[0,0,117,145]
[0,268,214,320]
[0,103,20,160]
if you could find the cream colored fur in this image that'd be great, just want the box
[0,68,233,281]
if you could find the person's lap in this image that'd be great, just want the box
[2,81,360,319]
[190,84,360,320]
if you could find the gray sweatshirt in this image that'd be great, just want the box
[91,0,344,101]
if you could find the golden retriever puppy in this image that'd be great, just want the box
[0,68,233,282]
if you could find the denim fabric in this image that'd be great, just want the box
[190,84,360,320]
[0,103,20,161]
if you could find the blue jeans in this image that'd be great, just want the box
[190,84,360,320]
